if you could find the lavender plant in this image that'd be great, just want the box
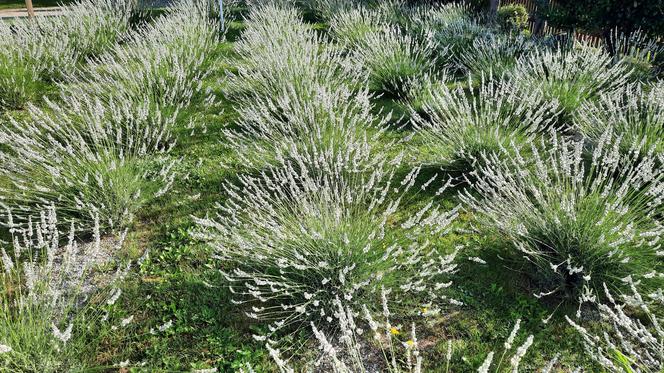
[409,2,470,31]
[575,82,664,157]
[460,131,664,302]
[0,100,177,230]
[0,0,136,109]
[609,29,663,82]
[413,75,559,172]
[194,157,461,347]
[351,25,440,98]
[567,279,664,372]
[225,80,391,171]
[0,1,216,230]
[329,7,389,48]
[70,1,218,110]
[511,44,631,126]
[298,0,359,21]
[458,34,541,79]
[429,18,494,71]
[225,4,363,105]
[0,207,128,372]
[0,21,75,109]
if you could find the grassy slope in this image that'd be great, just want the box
[91,21,597,372]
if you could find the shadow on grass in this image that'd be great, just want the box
[98,265,272,371]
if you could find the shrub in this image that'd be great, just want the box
[72,2,218,109]
[226,80,391,171]
[410,2,470,30]
[609,29,664,82]
[0,101,178,230]
[0,3,215,230]
[60,0,136,58]
[575,82,664,157]
[194,158,461,347]
[458,33,541,78]
[429,18,494,70]
[511,44,631,126]
[497,4,529,32]
[298,0,359,21]
[412,75,559,172]
[351,25,440,98]
[0,207,128,372]
[0,21,75,109]
[461,131,664,303]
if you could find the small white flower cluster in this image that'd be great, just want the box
[568,279,664,372]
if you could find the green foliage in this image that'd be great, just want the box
[538,0,664,36]
[497,4,529,32]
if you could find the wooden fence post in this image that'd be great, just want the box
[25,0,35,18]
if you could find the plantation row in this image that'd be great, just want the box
[1,0,663,371]
[1,0,224,370]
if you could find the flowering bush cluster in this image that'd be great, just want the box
[0,0,218,231]
[0,0,663,371]
[196,3,463,357]
[0,0,136,109]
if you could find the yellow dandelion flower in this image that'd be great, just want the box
[390,327,400,335]
[421,307,428,314]
[405,339,415,347]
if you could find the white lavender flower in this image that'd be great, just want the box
[568,280,664,372]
